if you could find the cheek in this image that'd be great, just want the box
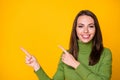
[76,29,83,40]
[89,28,96,34]
[76,28,82,35]
[90,29,96,37]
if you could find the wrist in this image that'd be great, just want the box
[33,63,40,71]
[73,61,80,69]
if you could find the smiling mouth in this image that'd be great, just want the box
[81,35,90,39]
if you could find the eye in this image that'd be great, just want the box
[78,25,83,28]
[89,25,95,28]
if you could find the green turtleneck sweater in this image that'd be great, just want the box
[35,41,112,80]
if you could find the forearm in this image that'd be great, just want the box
[35,68,51,80]
[75,63,111,80]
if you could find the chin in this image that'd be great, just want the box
[81,39,91,43]
[82,41,90,43]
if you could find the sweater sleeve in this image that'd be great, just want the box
[75,48,112,80]
[35,67,50,80]
[34,58,65,80]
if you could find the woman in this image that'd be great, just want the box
[21,10,112,80]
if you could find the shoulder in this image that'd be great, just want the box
[102,47,112,56]
[101,47,112,61]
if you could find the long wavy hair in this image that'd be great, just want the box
[69,10,103,66]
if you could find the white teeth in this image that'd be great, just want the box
[82,35,90,38]
[83,35,89,37]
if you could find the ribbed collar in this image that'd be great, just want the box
[78,40,92,54]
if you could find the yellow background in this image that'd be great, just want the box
[1,0,120,80]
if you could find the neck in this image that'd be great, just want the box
[78,40,92,54]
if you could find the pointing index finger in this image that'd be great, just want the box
[58,45,69,54]
[20,47,31,57]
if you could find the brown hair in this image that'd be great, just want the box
[69,10,103,66]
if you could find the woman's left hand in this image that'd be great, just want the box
[59,45,80,69]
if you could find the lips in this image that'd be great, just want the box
[81,35,90,39]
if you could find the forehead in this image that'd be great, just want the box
[77,15,94,24]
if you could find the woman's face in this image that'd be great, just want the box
[76,15,96,43]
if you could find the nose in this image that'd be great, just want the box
[84,27,88,33]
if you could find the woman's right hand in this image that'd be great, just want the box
[20,47,40,71]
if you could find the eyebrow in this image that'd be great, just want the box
[88,23,94,25]
[77,23,94,25]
